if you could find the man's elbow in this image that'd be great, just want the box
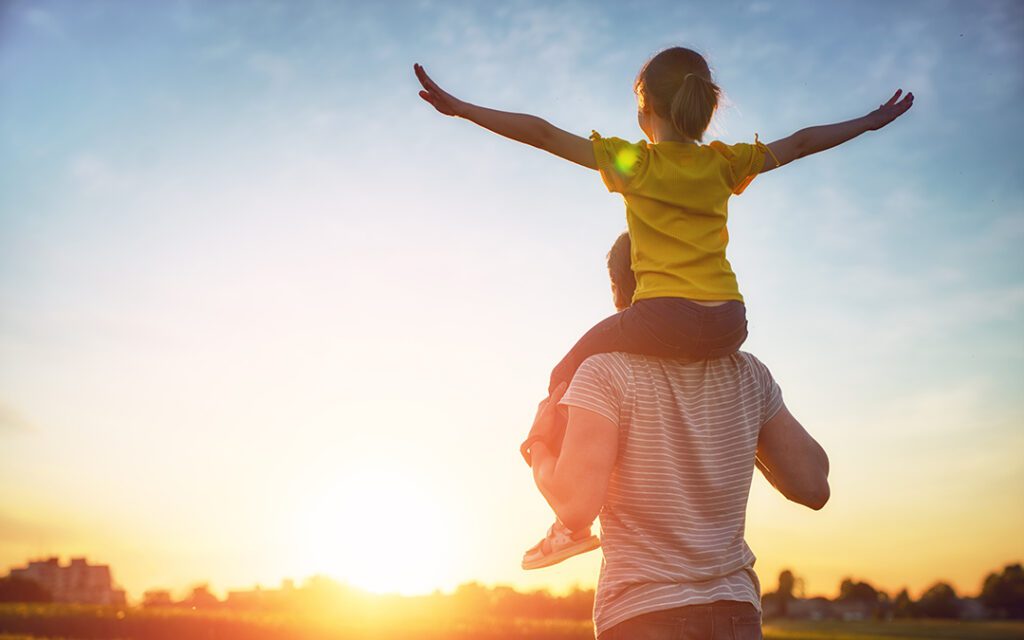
[796,479,830,511]
[806,483,830,510]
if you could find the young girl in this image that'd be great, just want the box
[414,47,913,569]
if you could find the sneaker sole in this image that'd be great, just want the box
[521,535,601,570]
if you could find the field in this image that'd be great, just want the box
[2,605,1023,639]
[763,620,1024,639]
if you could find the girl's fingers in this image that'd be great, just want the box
[417,67,441,93]
[418,92,440,110]
[414,64,437,92]
[884,89,902,107]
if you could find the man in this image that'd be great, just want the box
[528,232,830,639]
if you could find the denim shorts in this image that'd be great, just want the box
[549,297,747,393]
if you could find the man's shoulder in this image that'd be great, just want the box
[580,351,772,385]
[580,352,632,369]
[583,350,765,368]
[733,350,772,377]
[576,352,632,383]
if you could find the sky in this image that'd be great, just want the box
[1,0,1022,603]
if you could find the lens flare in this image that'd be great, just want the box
[614,147,639,174]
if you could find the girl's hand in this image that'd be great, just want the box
[867,89,914,130]
[414,63,465,117]
[413,63,596,169]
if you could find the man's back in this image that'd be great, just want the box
[561,351,782,636]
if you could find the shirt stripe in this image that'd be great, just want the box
[559,351,782,637]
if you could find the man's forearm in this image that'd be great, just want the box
[760,446,830,510]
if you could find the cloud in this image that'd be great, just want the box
[198,37,243,61]
[0,513,68,544]
[969,211,1024,256]
[68,154,133,195]
[22,6,63,37]
[0,401,34,433]
[423,3,613,113]
[247,52,293,84]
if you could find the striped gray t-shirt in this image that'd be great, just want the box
[559,351,783,637]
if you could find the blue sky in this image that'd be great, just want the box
[1,0,1022,600]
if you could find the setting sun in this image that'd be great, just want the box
[294,468,456,595]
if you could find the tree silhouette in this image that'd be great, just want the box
[981,563,1024,619]
[917,582,960,619]
[184,584,220,609]
[837,578,883,618]
[777,570,796,618]
[838,578,879,604]
[893,588,916,619]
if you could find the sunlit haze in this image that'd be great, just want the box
[1,0,1022,602]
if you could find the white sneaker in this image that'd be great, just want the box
[521,521,600,570]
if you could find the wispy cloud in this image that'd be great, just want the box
[22,6,63,37]
[68,154,133,195]
[0,401,35,433]
[247,51,293,84]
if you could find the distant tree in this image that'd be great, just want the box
[561,588,595,620]
[184,584,220,609]
[917,582,960,619]
[142,589,173,607]
[875,591,893,620]
[837,578,883,618]
[838,578,879,604]
[981,563,1024,619]
[0,576,52,603]
[893,588,917,618]
[453,582,491,615]
[777,570,796,617]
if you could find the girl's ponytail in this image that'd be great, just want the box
[636,47,720,142]
[670,73,720,142]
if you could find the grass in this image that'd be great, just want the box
[2,605,1024,639]
[763,619,1024,640]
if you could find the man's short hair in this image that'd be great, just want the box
[607,231,636,308]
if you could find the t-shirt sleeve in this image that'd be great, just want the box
[590,131,649,194]
[558,354,629,425]
[710,140,767,195]
[746,354,784,424]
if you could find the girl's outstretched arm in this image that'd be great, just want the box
[415,64,597,170]
[760,89,914,173]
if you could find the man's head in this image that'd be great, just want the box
[607,232,636,312]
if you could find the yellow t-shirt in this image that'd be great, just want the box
[591,132,769,303]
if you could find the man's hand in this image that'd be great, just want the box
[414,63,466,117]
[867,89,914,131]
[520,382,568,466]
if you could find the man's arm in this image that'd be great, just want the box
[531,404,618,532]
[755,403,830,510]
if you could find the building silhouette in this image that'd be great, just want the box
[7,556,126,606]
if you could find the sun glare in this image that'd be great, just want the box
[295,469,455,595]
